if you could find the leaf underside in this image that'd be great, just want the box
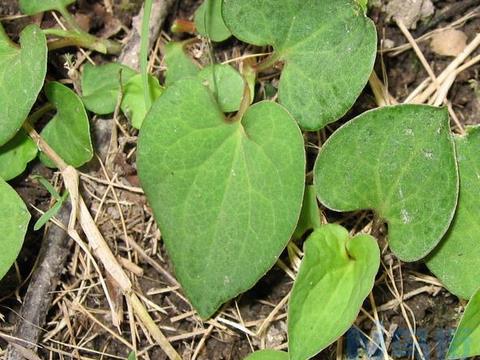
[40,82,93,168]
[288,224,379,360]
[222,0,377,130]
[137,78,305,318]
[0,24,47,146]
[426,126,480,299]
[314,105,458,261]
[0,178,30,280]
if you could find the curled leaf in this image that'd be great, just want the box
[288,224,379,360]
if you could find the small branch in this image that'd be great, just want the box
[5,204,71,360]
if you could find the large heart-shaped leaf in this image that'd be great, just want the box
[0,177,30,280]
[222,0,377,130]
[426,126,480,299]
[288,224,379,360]
[40,82,93,168]
[447,287,480,359]
[195,0,232,42]
[0,130,37,181]
[19,0,74,14]
[314,105,458,261]
[244,350,289,360]
[81,63,136,115]
[137,78,305,318]
[0,24,47,146]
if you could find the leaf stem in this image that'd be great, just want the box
[231,78,252,123]
[28,103,55,124]
[254,51,282,73]
[43,29,121,55]
[140,0,153,110]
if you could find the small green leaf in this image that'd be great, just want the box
[81,63,136,115]
[164,42,245,112]
[34,191,68,231]
[0,24,47,146]
[198,64,244,112]
[195,0,232,42]
[426,126,480,299]
[288,224,380,360]
[223,0,377,130]
[0,177,30,280]
[0,130,37,181]
[244,350,289,360]
[447,287,480,359]
[127,352,137,360]
[121,74,163,129]
[293,185,321,240]
[138,78,305,318]
[164,41,199,86]
[19,0,74,14]
[40,82,93,168]
[314,105,458,261]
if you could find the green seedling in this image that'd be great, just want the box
[1,0,480,358]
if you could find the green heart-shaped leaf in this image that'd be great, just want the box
[314,105,458,261]
[164,42,244,112]
[164,41,199,86]
[0,130,37,181]
[288,224,379,360]
[19,0,74,14]
[40,82,93,168]
[121,74,163,129]
[81,63,136,115]
[0,177,30,280]
[447,287,480,359]
[244,350,289,360]
[137,78,305,318]
[0,24,47,146]
[195,0,232,42]
[222,0,377,130]
[198,64,245,112]
[426,126,480,299]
